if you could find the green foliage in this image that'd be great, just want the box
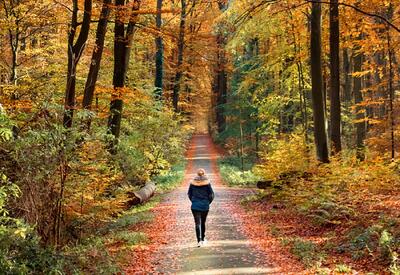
[219,4,314,160]
[62,237,120,274]
[117,95,191,184]
[379,230,400,274]
[342,225,400,269]
[218,155,254,171]
[282,237,325,267]
[3,107,95,243]
[240,191,268,205]
[103,204,156,233]
[218,156,261,186]
[0,175,19,216]
[306,199,355,226]
[0,175,63,274]
[0,232,63,275]
[153,162,186,192]
[334,264,354,273]
[291,239,322,267]
[390,253,400,275]
[111,231,148,246]
[0,108,13,142]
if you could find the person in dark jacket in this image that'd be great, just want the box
[188,168,214,247]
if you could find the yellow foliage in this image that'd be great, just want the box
[64,140,128,229]
[254,134,312,181]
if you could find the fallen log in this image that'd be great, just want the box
[126,181,156,208]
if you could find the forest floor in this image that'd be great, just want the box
[122,134,305,274]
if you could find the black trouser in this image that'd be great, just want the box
[191,209,209,242]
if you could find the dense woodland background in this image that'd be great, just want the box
[0,0,400,273]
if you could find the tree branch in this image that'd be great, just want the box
[72,0,92,56]
[53,0,73,13]
[306,0,400,33]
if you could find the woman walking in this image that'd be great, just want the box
[188,168,214,247]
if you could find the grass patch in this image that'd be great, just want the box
[240,190,271,206]
[270,225,281,237]
[281,237,326,268]
[218,156,261,187]
[62,236,120,274]
[153,161,186,192]
[334,264,354,273]
[110,231,148,246]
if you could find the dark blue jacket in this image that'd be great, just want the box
[188,176,214,211]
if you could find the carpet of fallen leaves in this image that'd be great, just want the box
[240,189,400,274]
[243,198,400,274]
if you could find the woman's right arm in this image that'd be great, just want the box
[188,184,193,201]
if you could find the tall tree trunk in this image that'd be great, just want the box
[63,0,92,128]
[288,8,309,146]
[342,48,352,103]
[214,1,228,134]
[385,4,395,160]
[239,108,244,172]
[172,0,187,112]
[82,0,111,125]
[154,0,164,99]
[310,2,329,163]
[329,0,341,154]
[9,32,19,100]
[353,46,366,160]
[3,0,21,100]
[107,0,141,151]
[387,29,395,160]
[216,41,228,133]
[9,32,18,87]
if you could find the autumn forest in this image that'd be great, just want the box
[1,0,400,274]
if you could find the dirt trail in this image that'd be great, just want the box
[125,134,279,274]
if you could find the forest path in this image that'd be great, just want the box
[126,134,277,274]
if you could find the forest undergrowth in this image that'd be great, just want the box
[219,134,400,274]
[0,95,191,273]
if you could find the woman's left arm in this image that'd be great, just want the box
[208,183,214,203]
